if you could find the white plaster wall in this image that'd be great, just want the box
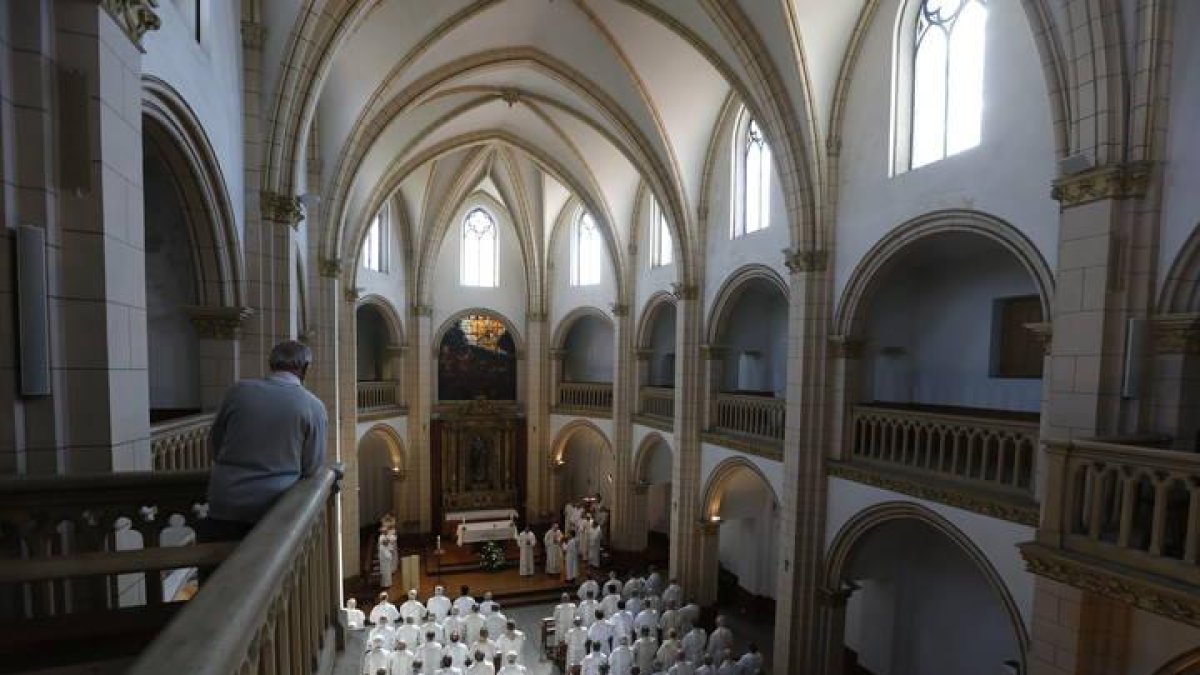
[834,0,1058,302]
[355,207,408,335]
[825,477,1036,631]
[716,480,779,598]
[646,307,676,386]
[700,444,784,504]
[632,424,674,461]
[1157,1,1200,295]
[143,0,244,239]
[634,190,678,315]
[863,242,1042,411]
[430,196,528,331]
[1124,608,1200,675]
[715,286,787,394]
[561,430,616,506]
[562,316,615,382]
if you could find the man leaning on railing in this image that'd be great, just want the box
[199,340,329,544]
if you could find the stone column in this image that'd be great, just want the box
[525,311,550,521]
[628,482,650,550]
[187,306,253,411]
[813,585,856,675]
[549,349,566,410]
[610,303,636,550]
[383,343,406,406]
[1148,315,1200,450]
[699,345,726,431]
[773,249,834,673]
[311,256,342,582]
[410,304,434,532]
[827,336,864,460]
[337,285,360,576]
[693,520,721,606]
[668,283,705,595]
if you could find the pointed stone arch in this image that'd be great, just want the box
[636,292,678,350]
[705,264,790,346]
[1159,223,1200,314]
[551,307,615,351]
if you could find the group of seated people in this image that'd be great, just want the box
[355,585,530,675]
[550,567,766,675]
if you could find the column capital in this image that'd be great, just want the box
[1151,313,1200,354]
[344,287,362,303]
[412,303,433,317]
[1050,161,1154,207]
[549,349,568,361]
[697,519,721,536]
[184,306,254,340]
[241,20,265,50]
[261,191,305,228]
[318,257,342,278]
[817,584,857,608]
[670,282,698,301]
[827,335,864,360]
[101,0,162,51]
[526,310,548,322]
[1023,322,1053,355]
[700,344,727,360]
[783,248,829,274]
[610,303,630,317]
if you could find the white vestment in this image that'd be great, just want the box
[587,619,614,654]
[634,609,659,636]
[563,539,580,581]
[681,628,707,664]
[466,663,495,675]
[578,599,599,627]
[736,652,763,674]
[471,638,498,663]
[463,613,486,644]
[396,622,421,648]
[601,593,621,618]
[706,627,733,662]
[669,660,696,675]
[633,637,659,674]
[345,607,366,631]
[453,595,477,616]
[497,666,527,675]
[379,534,397,587]
[496,631,524,661]
[609,644,634,675]
[485,612,507,639]
[418,641,443,675]
[565,626,589,666]
[422,620,445,644]
[578,579,600,602]
[363,647,392,675]
[552,602,576,646]
[581,651,608,675]
[543,529,562,574]
[588,525,602,567]
[389,648,417,675]
[401,599,427,625]
[657,639,681,669]
[517,530,537,576]
[370,624,397,649]
[427,594,452,621]
[445,641,471,669]
[371,601,401,626]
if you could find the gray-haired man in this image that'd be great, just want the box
[201,340,328,541]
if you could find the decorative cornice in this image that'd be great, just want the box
[184,306,254,340]
[670,282,697,301]
[241,20,265,50]
[1019,542,1200,628]
[101,0,161,51]
[826,460,1040,527]
[632,413,673,433]
[1051,162,1154,207]
[412,304,432,318]
[700,431,783,462]
[783,248,829,274]
[828,335,864,360]
[1023,322,1053,355]
[1151,313,1200,354]
[261,191,304,228]
[318,257,341,278]
[384,344,408,357]
[700,344,727,360]
[610,303,629,317]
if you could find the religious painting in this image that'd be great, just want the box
[437,312,517,400]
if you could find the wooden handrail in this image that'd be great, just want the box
[127,467,341,675]
[0,542,235,584]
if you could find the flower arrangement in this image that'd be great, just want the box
[479,541,506,572]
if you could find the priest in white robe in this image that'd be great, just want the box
[565,618,589,669]
[344,597,366,631]
[400,589,426,625]
[563,533,580,582]
[371,592,401,626]
[390,641,417,675]
[543,524,563,575]
[427,585,451,621]
[517,526,537,576]
[363,636,392,675]
[552,593,576,647]
[588,521,603,568]
[609,636,634,675]
[378,530,397,588]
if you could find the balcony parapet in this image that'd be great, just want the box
[151,413,216,471]
[553,382,614,418]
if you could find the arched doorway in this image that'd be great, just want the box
[631,434,674,550]
[697,458,780,606]
[551,422,616,539]
[357,425,406,530]
[822,503,1028,675]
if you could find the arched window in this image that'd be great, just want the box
[732,116,771,239]
[909,0,988,169]
[650,197,673,268]
[361,203,388,272]
[461,207,498,287]
[571,211,602,286]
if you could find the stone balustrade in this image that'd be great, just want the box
[557,382,614,412]
[357,380,401,412]
[848,404,1038,495]
[639,386,674,419]
[712,393,786,442]
[151,413,215,471]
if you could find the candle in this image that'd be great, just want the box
[436,535,442,550]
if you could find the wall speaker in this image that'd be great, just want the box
[16,225,51,396]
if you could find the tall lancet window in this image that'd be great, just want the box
[910,0,988,168]
[733,117,771,239]
[650,197,673,267]
[571,211,602,286]
[461,207,498,287]
[361,204,387,272]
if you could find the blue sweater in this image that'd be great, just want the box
[205,373,328,523]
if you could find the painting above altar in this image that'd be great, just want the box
[438,313,517,400]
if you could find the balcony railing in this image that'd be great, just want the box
[848,404,1038,495]
[712,393,786,442]
[129,467,343,675]
[557,382,614,413]
[639,386,674,420]
[357,380,402,413]
[1038,439,1200,587]
[151,413,215,471]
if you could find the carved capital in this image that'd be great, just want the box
[344,287,362,303]
[610,303,629,317]
[261,191,304,227]
[185,306,254,340]
[698,519,721,535]
[700,344,727,360]
[241,20,265,50]
[526,310,548,323]
[828,335,864,360]
[1151,313,1200,354]
[1051,161,1154,207]
[783,248,829,274]
[670,282,697,301]
[101,0,161,51]
[318,257,342,279]
[1023,322,1053,355]
[549,349,568,361]
[412,304,433,318]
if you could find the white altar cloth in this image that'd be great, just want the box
[445,508,518,523]
[456,520,519,547]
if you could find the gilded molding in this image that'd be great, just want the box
[185,306,254,340]
[784,248,829,274]
[1023,322,1053,355]
[610,303,629,317]
[261,191,304,227]
[241,21,265,50]
[1151,313,1200,354]
[670,282,698,301]
[412,304,433,317]
[101,0,161,51]
[1050,162,1154,207]
[318,257,342,278]
[1019,542,1200,628]
[826,461,1040,527]
[828,335,864,360]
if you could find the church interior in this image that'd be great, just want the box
[2,0,1200,674]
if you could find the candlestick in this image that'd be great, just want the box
[436,534,442,550]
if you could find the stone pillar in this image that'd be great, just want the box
[1029,578,1130,675]
[813,585,856,675]
[610,303,637,550]
[699,345,726,431]
[629,482,650,550]
[773,249,834,673]
[337,286,360,576]
[187,306,253,411]
[525,311,550,521]
[1148,315,1200,450]
[383,343,406,406]
[668,282,704,595]
[827,336,864,460]
[693,520,721,606]
[549,349,566,409]
[410,304,434,532]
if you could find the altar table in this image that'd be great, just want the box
[456,520,519,547]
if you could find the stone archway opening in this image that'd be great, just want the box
[696,460,780,608]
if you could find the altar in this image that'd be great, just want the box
[455,519,519,547]
[431,399,527,525]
